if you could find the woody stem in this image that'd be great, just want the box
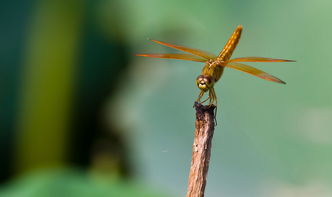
[186,102,216,197]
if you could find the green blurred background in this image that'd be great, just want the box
[1,0,331,196]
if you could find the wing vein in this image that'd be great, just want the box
[225,62,286,84]
[136,53,207,62]
[150,39,216,60]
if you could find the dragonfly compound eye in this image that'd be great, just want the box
[196,75,213,92]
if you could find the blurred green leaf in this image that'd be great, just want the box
[0,169,169,197]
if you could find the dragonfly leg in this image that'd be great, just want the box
[210,88,218,125]
[208,88,217,106]
[213,88,218,106]
[196,89,218,105]
[196,90,210,104]
[208,90,213,105]
[196,90,205,102]
[201,96,210,104]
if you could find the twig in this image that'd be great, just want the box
[186,102,216,197]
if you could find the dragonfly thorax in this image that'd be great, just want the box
[208,59,224,68]
[196,75,214,92]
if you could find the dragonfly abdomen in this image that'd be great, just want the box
[218,25,243,61]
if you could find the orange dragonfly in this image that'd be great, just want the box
[137,25,294,105]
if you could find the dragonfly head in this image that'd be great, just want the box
[196,75,214,92]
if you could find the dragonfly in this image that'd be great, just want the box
[137,25,294,105]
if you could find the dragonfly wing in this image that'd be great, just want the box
[227,57,295,63]
[136,53,207,62]
[150,39,216,60]
[225,62,286,84]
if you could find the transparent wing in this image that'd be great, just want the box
[150,39,216,60]
[136,53,207,62]
[227,57,295,63]
[225,62,286,84]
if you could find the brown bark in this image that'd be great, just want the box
[186,102,216,197]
